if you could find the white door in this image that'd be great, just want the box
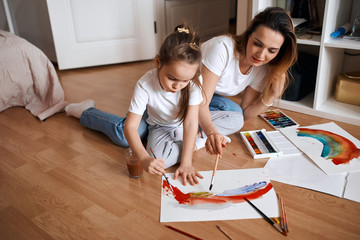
[46,0,156,70]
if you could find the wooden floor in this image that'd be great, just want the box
[1,60,360,240]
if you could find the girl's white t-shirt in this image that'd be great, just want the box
[201,35,269,96]
[128,68,203,127]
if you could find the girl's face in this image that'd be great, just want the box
[245,25,284,67]
[157,60,199,93]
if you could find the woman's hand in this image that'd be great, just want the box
[142,156,166,176]
[241,73,286,122]
[205,133,228,156]
[174,164,203,186]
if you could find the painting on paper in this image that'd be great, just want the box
[280,122,360,175]
[160,168,279,222]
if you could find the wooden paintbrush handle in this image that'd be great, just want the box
[213,154,220,176]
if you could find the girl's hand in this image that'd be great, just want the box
[142,156,166,176]
[174,165,203,186]
[205,133,227,156]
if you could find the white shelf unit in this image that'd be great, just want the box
[252,0,360,126]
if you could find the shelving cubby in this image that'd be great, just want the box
[252,0,360,125]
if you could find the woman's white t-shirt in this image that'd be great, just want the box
[201,35,269,96]
[128,68,203,127]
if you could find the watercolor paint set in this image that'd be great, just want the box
[240,129,282,159]
[259,109,299,130]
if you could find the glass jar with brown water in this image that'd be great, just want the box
[125,148,143,178]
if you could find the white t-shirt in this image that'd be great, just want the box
[128,68,203,127]
[201,35,269,96]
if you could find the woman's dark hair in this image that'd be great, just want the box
[157,23,202,123]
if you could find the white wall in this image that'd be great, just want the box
[0,0,56,61]
[236,0,250,34]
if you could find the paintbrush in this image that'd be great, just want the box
[281,197,289,233]
[209,154,220,191]
[150,147,171,186]
[244,198,286,236]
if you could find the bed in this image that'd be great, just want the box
[0,30,66,121]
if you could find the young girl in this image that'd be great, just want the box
[199,7,297,156]
[66,25,204,186]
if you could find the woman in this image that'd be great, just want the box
[199,7,297,156]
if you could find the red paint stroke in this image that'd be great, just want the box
[162,180,273,205]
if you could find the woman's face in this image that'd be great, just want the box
[157,60,199,93]
[245,25,284,67]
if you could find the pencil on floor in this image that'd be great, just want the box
[165,225,203,240]
[216,225,233,240]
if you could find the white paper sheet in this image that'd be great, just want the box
[280,122,360,175]
[264,154,346,197]
[160,169,279,222]
[343,171,360,202]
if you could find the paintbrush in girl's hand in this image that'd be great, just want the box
[209,154,220,191]
[150,147,171,186]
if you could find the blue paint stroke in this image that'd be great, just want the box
[216,181,267,196]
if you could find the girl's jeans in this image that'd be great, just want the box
[80,107,148,147]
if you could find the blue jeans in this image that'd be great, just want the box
[208,94,244,134]
[209,94,243,112]
[80,107,148,147]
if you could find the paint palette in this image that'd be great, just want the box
[259,109,299,129]
[240,129,282,159]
